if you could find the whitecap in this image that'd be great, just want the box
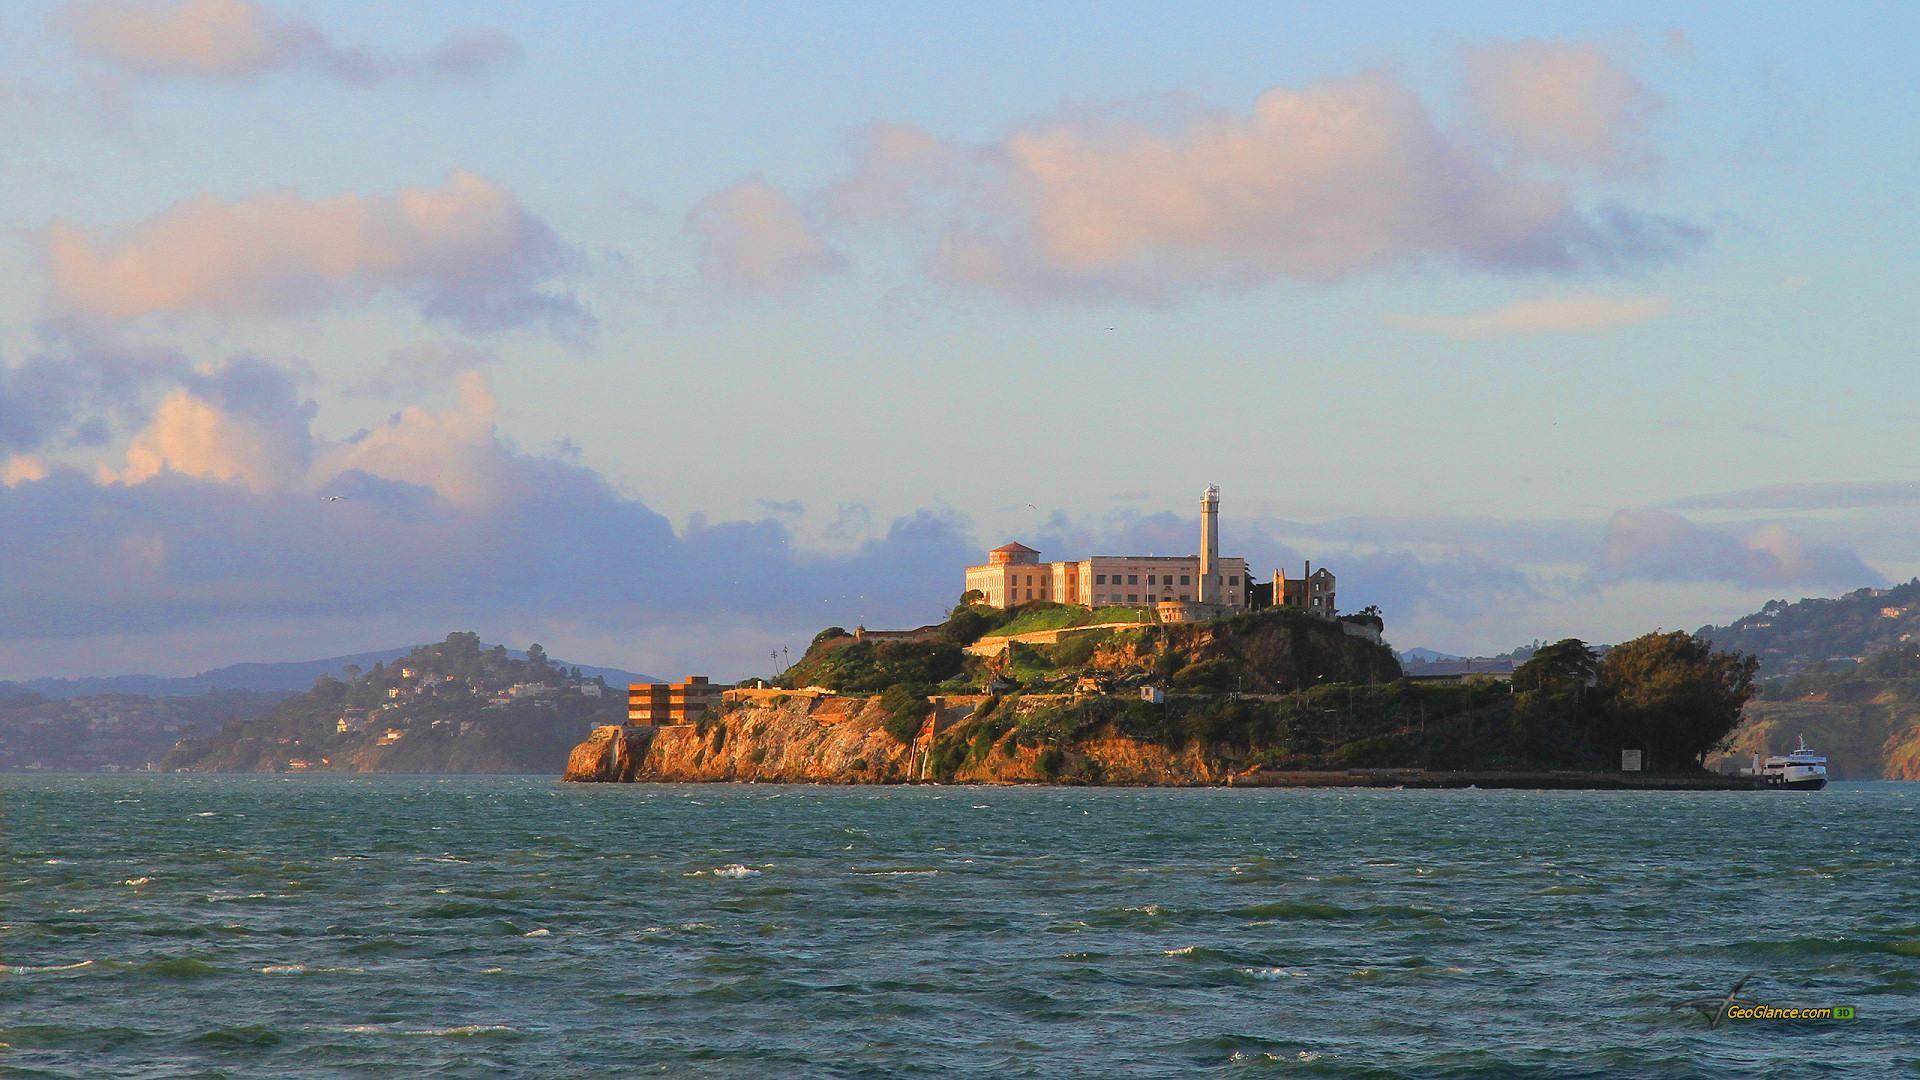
[3,960,94,974]
[1298,1051,1323,1062]
[689,864,761,879]
[260,964,305,974]
[121,876,152,887]
[194,812,217,818]
[523,928,550,937]
[1164,945,1197,956]
[42,859,66,865]
[1244,967,1307,980]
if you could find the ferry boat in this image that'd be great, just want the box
[1756,736,1828,790]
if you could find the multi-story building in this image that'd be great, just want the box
[964,486,1251,613]
[626,676,724,727]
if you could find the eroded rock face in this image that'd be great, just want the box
[563,725,645,782]
[560,694,1242,785]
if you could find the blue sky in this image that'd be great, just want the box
[0,1,1915,679]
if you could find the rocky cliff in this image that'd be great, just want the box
[1714,698,1920,780]
[563,694,1237,785]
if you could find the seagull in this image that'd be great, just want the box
[323,495,347,502]
[1104,327,1116,332]
[1671,975,1756,1029]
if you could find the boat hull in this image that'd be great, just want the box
[1776,776,1828,790]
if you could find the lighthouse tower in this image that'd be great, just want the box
[1198,484,1221,604]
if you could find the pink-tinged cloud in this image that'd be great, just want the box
[1597,509,1879,589]
[44,172,586,332]
[785,68,1698,301]
[59,0,520,86]
[1390,292,1670,339]
[687,177,846,295]
[1461,40,1654,171]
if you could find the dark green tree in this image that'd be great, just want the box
[1600,632,1758,771]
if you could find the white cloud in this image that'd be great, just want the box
[742,62,1697,302]
[59,0,520,86]
[687,177,846,295]
[1390,292,1670,339]
[2,454,49,487]
[44,172,585,332]
[1461,39,1654,171]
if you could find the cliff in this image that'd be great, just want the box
[1713,698,1920,780]
[562,694,1231,785]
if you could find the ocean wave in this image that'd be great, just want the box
[2,959,95,974]
[259,963,364,975]
[120,876,153,887]
[1242,967,1308,980]
[336,1023,518,1038]
[1231,901,1350,921]
[523,928,551,937]
[849,867,938,876]
[689,864,761,879]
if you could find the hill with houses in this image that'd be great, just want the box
[162,633,627,773]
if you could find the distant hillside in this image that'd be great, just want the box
[7,646,656,699]
[1697,580,1920,677]
[164,633,627,774]
[0,689,285,772]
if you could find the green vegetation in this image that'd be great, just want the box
[1699,579,1920,678]
[910,630,1757,781]
[985,603,1152,638]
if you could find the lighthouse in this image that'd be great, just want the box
[1198,484,1220,604]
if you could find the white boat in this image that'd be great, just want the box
[1755,735,1828,790]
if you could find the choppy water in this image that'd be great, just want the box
[3,776,1916,1077]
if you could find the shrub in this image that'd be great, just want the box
[880,685,929,743]
[1037,747,1067,779]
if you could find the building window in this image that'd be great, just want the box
[1180,574,1189,585]
[1228,575,1239,585]
[1127,575,1137,584]
[1127,594,1138,603]
[1095,574,1106,584]
[1147,574,1156,585]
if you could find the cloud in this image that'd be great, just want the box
[1668,481,1920,512]
[1390,292,1670,339]
[345,341,496,400]
[111,358,314,492]
[59,0,520,86]
[1461,39,1654,171]
[687,177,846,295]
[2,455,49,487]
[44,172,586,333]
[752,61,1698,302]
[1596,509,1880,589]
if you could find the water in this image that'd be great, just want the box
[4,776,1916,1077]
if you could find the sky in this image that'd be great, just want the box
[0,1,1915,680]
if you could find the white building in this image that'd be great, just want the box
[965,486,1250,613]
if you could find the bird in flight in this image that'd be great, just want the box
[1671,975,1756,1029]
[323,495,347,502]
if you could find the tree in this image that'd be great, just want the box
[1508,639,1603,765]
[1600,632,1758,771]
[956,589,985,609]
[1512,638,1600,695]
[527,643,548,670]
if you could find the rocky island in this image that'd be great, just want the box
[565,601,1764,788]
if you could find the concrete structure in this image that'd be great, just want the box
[627,676,724,727]
[964,486,1250,613]
[1275,562,1336,617]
